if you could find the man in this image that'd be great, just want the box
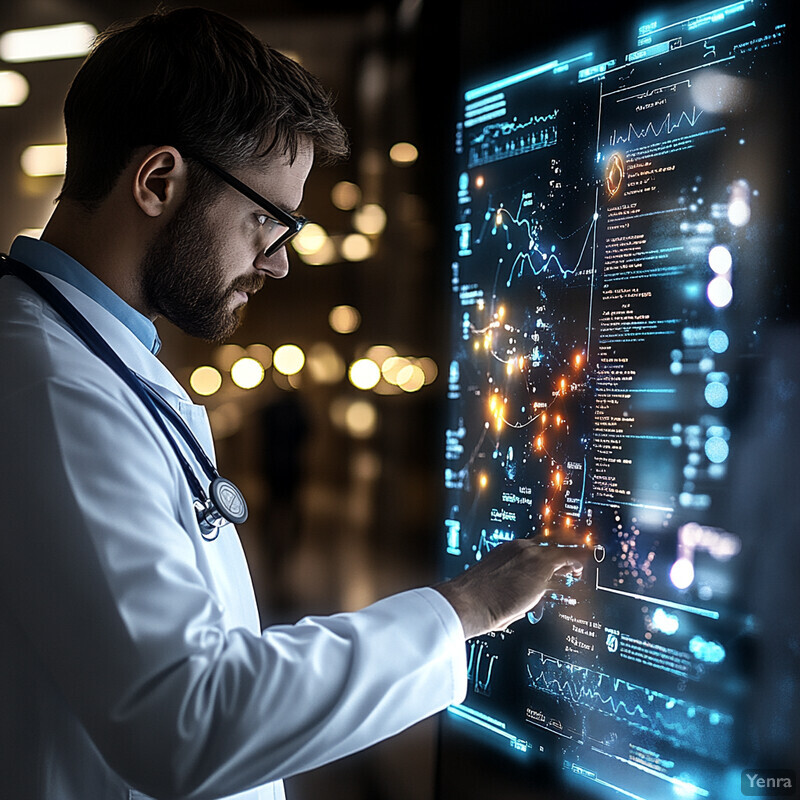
[0,8,583,800]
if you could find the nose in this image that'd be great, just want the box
[256,249,289,279]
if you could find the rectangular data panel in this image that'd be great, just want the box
[439,2,794,799]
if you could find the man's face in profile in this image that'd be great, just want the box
[141,142,313,343]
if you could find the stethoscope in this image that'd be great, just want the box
[1,254,248,540]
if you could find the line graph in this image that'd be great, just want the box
[468,109,560,168]
[473,193,598,286]
[610,106,704,146]
[526,650,731,756]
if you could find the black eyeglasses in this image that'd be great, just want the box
[188,153,308,257]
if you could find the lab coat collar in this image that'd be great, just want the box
[9,236,162,355]
[33,269,191,404]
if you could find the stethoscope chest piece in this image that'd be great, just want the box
[196,477,249,541]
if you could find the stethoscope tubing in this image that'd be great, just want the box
[0,254,235,532]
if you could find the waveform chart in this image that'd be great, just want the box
[525,650,732,759]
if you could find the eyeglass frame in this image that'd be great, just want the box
[185,152,308,257]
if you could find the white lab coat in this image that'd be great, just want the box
[0,268,467,800]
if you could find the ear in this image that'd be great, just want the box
[131,146,187,218]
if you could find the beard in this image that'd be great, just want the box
[141,193,264,343]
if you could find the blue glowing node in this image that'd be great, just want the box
[652,607,680,635]
[685,282,701,298]
[704,381,728,408]
[705,436,729,464]
[690,635,726,663]
[708,329,729,353]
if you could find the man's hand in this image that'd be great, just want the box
[435,540,587,639]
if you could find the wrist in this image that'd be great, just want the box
[434,579,489,640]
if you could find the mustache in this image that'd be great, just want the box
[229,273,266,295]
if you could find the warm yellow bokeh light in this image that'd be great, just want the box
[298,238,337,266]
[389,141,418,165]
[0,22,96,63]
[381,355,410,385]
[0,70,29,106]
[273,344,305,376]
[329,304,361,334]
[366,344,397,366]
[348,358,381,390]
[230,357,265,389]
[291,222,328,255]
[190,366,223,397]
[417,357,438,384]
[213,343,246,371]
[306,342,345,384]
[398,363,425,392]
[345,400,378,438]
[246,343,272,368]
[353,203,387,236]
[340,233,371,262]
[21,143,67,177]
[331,180,361,210]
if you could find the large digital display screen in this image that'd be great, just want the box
[438,2,795,798]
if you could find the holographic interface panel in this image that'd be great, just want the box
[440,2,792,799]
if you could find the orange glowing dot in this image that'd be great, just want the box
[518,355,525,371]
[535,436,543,450]
[556,414,562,426]
[479,473,488,488]
[544,528,550,537]
[560,378,566,392]
[476,175,484,188]
[490,396,497,411]
[585,533,592,544]
[554,471,562,488]
[542,413,547,424]
[574,353,583,368]
[565,517,572,527]
[544,505,551,518]
[496,212,503,226]
[498,305,505,319]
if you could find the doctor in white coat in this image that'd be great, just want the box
[0,8,584,800]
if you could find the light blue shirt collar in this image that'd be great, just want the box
[9,236,161,355]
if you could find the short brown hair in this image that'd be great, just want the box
[60,6,349,209]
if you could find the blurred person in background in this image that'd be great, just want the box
[0,8,584,799]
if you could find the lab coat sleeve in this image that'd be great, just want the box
[0,373,467,800]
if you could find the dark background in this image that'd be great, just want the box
[1,1,796,799]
